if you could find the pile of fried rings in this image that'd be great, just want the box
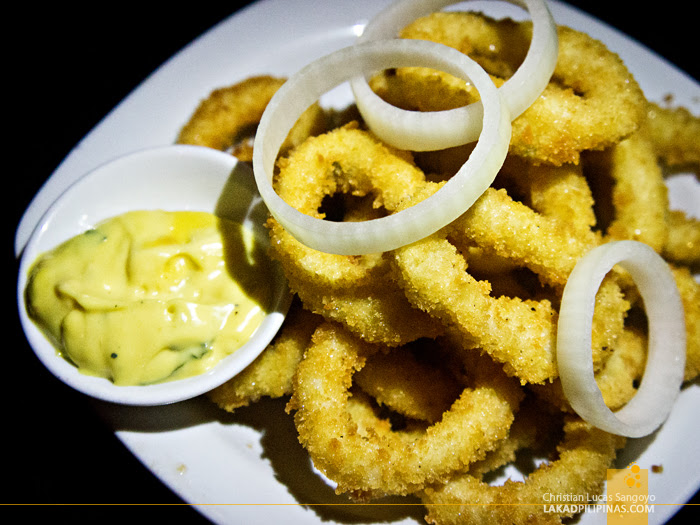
[177,4,700,525]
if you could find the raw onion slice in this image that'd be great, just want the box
[557,241,686,438]
[351,0,558,151]
[252,38,511,255]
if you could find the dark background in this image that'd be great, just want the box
[8,1,698,523]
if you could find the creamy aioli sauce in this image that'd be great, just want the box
[25,210,273,385]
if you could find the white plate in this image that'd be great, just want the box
[14,1,699,524]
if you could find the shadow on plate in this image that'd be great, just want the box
[229,397,426,524]
[98,377,700,523]
[613,377,700,469]
[99,395,426,524]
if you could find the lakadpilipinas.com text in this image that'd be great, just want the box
[542,492,655,514]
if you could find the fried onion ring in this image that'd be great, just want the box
[465,394,561,480]
[177,75,327,160]
[346,386,426,442]
[351,0,558,151]
[452,179,628,368]
[421,417,625,525]
[450,181,629,364]
[584,129,669,253]
[645,101,700,174]
[557,241,685,437]
[392,183,628,384]
[287,322,523,499]
[353,340,464,424]
[530,326,647,413]
[388,12,645,165]
[253,37,511,255]
[267,125,443,345]
[498,156,597,237]
[392,217,558,384]
[451,186,598,289]
[664,210,700,269]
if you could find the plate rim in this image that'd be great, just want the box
[15,0,700,523]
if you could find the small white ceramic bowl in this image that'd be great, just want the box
[17,145,291,406]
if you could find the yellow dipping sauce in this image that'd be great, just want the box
[25,210,274,386]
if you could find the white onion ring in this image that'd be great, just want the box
[252,38,511,255]
[557,241,686,438]
[350,0,558,151]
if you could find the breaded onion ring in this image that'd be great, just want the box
[287,322,523,499]
[584,129,669,253]
[664,210,700,269]
[421,417,625,525]
[645,101,700,174]
[557,241,685,437]
[346,387,426,442]
[392,219,559,384]
[267,125,443,345]
[466,395,561,479]
[351,0,557,151]
[207,300,322,412]
[583,327,647,410]
[498,156,597,236]
[177,75,326,160]
[451,186,598,289]
[354,340,464,424]
[530,326,647,413]
[450,179,628,369]
[253,38,511,255]
[392,184,628,383]
[387,12,645,165]
[178,76,285,150]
